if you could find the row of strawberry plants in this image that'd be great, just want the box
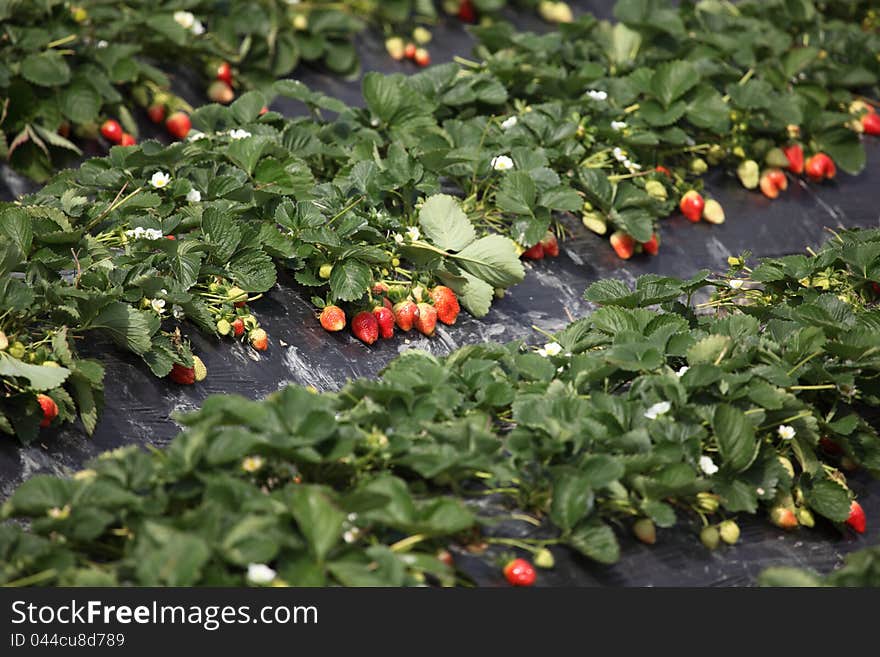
[2,227,880,586]
[2,0,568,180]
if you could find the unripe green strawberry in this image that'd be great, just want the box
[702,199,725,224]
[796,507,815,528]
[765,147,790,168]
[690,157,708,174]
[227,287,248,307]
[412,27,432,44]
[319,263,333,279]
[719,520,740,545]
[737,160,760,189]
[582,212,607,235]
[217,319,231,336]
[533,548,555,569]
[8,341,26,360]
[385,36,406,61]
[192,355,207,382]
[700,526,720,550]
[706,144,725,165]
[633,518,656,545]
[645,180,668,201]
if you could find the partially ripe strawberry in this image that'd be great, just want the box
[249,328,268,351]
[373,306,395,339]
[352,311,379,345]
[782,144,804,174]
[319,305,346,332]
[100,119,123,144]
[845,500,866,534]
[165,111,191,140]
[165,234,176,240]
[216,61,233,85]
[654,165,671,177]
[805,152,836,182]
[642,233,659,256]
[208,80,235,105]
[414,303,438,336]
[37,393,58,428]
[169,363,196,385]
[610,231,635,260]
[862,112,880,136]
[404,43,417,60]
[503,558,536,586]
[522,242,545,260]
[147,104,166,124]
[259,106,269,116]
[679,190,704,222]
[429,286,460,325]
[760,168,787,199]
[120,133,136,146]
[633,518,656,545]
[540,231,559,258]
[231,317,245,337]
[393,300,419,332]
[414,48,431,68]
[770,506,799,530]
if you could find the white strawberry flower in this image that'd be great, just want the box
[586,89,608,101]
[676,366,689,377]
[173,11,195,29]
[188,130,207,142]
[186,188,202,203]
[246,564,276,585]
[729,279,745,289]
[48,505,71,520]
[538,342,562,357]
[191,19,205,36]
[777,425,796,440]
[125,227,146,239]
[406,226,421,242]
[501,116,518,129]
[150,171,171,189]
[96,40,108,49]
[699,456,719,476]
[172,305,185,320]
[644,401,671,420]
[229,129,251,140]
[143,228,163,241]
[491,155,514,171]
[393,233,405,244]
[150,298,166,314]
[343,528,361,544]
[611,120,627,131]
[241,455,265,473]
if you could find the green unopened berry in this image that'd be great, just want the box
[700,526,720,550]
[533,548,555,569]
[719,520,740,545]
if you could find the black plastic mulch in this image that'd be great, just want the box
[1,2,879,586]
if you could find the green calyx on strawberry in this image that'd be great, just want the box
[503,558,536,586]
[641,233,659,256]
[37,393,58,428]
[100,119,123,144]
[165,111,192,140]
[393,300,419,331]
[429,286,460,325]
[610,231,635,260]
[633,518,656,544]
[169,362,196,385]
[845,500,866,534]
[679,190,705,222]
[372,306,395,339]
[540,231,560,257]
[352,311,379,345]
[805,152,836,182]
[320,305,346,332]
[414,303,438,336]
[782,144,804,174]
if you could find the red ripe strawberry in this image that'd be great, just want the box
[522,242,545,260]
[249,328,269,351]
[208,80,235,104]
[654,165,671,177]
[372,282,389,296]
[147,104,166,124]
[169,363,196,385]
[819,436,843,456]
[863,112,880,136]
[216,61,233,85]
[610,231,635,260]
[393,300,419,332]
[414,48,431,67]
[120,133,136,146]
[319,305,346,332]
[783,144,804,174]
[503,558,536,586]
[429,286,460,325]
[540,231,560,258]
[414,302,437,336]
[805,152,836,181]
[231,317,245,337]
[165,235,176,240]
[845,500,866,534]
[100,119,123,144]
[404,43,417,60]
[679,190,705,222]
[165,111,191,140]
[352,311,379,345]
[373,306,395,339]
[458,0,477,23]
[36,393,58,428]
[642,233,659,256]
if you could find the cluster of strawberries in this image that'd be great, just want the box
[520,231,560,260]
[319,285,461,345]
